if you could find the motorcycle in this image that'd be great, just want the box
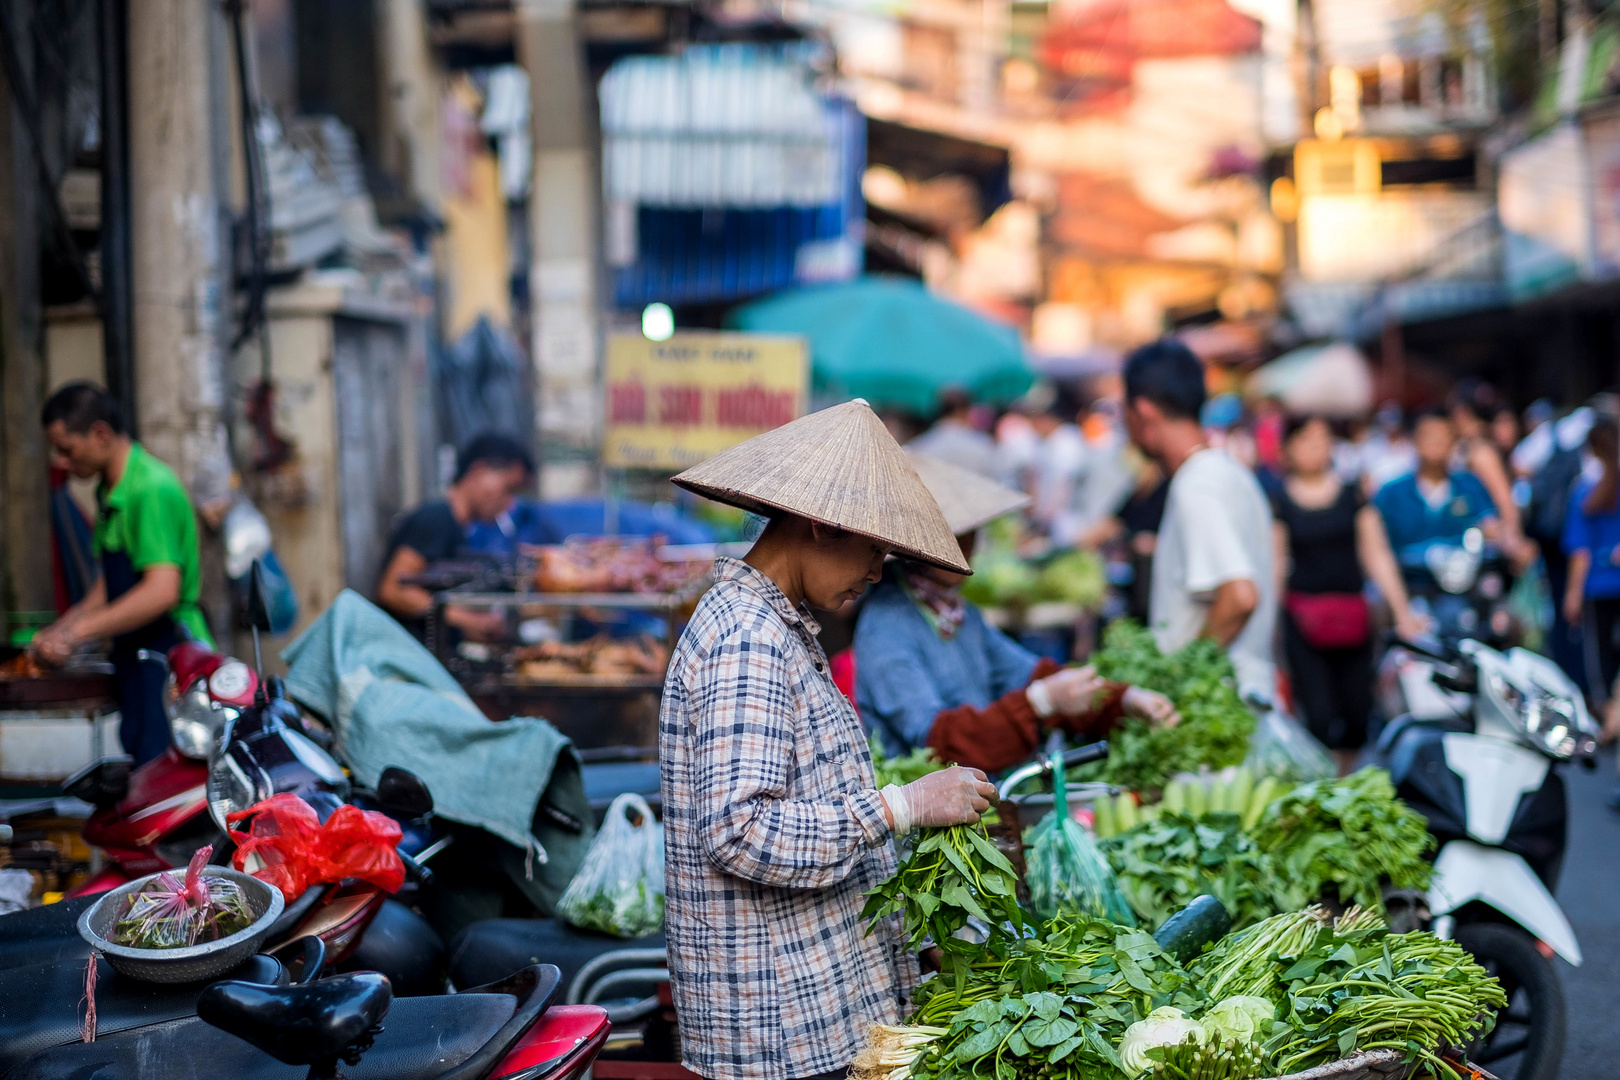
[1373,633,1598,1080]
[1396,526,1518,648]
[0,932,610,1080]
[0,569,445,992]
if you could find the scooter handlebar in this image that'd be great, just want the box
[1060,740,1109,770]
[398,848,433,888]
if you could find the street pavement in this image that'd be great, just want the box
[1555,747,1620,1079]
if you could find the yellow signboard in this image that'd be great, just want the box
[603,332,809,471]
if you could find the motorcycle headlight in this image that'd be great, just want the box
[1426,546,1480,594]
[207,744,271,831]
[168,678,234,760]
[1505,682,1581,760]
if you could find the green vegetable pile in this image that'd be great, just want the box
[1248,768,1433,912]
[1098,768,1434,929]
[1086,623,1255,794]
[1191,907,1506,1076]
[858,825,1504,1080]
[904,916,1204,1080]
[959,524,1106,613]
[1099,812,1274,931]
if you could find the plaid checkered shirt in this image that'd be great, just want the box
[660,557,917,1080]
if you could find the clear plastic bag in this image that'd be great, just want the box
[1243,707,1333,782]
[111,847,257,950]
[1025,747,1136,924]
[556,792,665,938]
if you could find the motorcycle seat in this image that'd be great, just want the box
[198,972,392,1068]
[10,965,561,1080]
[0,952,285,1072]
[0,895,94,971]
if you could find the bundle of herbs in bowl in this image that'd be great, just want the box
[78,846,284,984]
[112,847,257,949]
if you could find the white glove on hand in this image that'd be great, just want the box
[882,766,996,835]
[1026,665,1109,718]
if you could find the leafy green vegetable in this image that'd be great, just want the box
[1249,768,1433,911]
[1036,550,1106,610]
[1100,811,1276,930]
[862,823,1024,967]
[960,549,1041,609]
[1188,908,1330,1005]
[1103,768,1435,928]
[1259,916,1507,1075]
[1086,622,1256,794]
[958,532,1105,613]
[869,736,947,790]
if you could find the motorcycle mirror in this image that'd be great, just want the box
[63,756,133,808]
[245,560,274,635]
[376,766,435,818]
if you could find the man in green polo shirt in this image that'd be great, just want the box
[32,382,211,763]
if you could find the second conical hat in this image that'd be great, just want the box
[672,400,970,573]
[909,453,1029,535]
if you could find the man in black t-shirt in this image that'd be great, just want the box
[376,433,535,640]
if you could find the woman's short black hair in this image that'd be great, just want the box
[454,432,535,482]
[41,381,124,435]
[1282,413,1329,443]
[1122,339,1206,421]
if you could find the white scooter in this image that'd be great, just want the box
[1374,635,1598,1080]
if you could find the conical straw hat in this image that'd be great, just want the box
[672,399,971,573]
[909,453,1029,535]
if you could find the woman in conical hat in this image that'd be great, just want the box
[854,455,1179,775]
[659,400,994,1080]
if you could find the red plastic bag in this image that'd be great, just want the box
[227,793,405,899]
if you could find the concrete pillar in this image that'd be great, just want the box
[126,0,233,509]
[126,0,234,635]
[0,0,51,613]
[517,0,601,498]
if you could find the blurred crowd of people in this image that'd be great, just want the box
[891,347,1620,786]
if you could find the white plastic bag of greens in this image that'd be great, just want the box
[557,792,665,938]
[1242,705,1333,782]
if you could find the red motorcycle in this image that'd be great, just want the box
[40,637,449,990]
[67,641,250,894]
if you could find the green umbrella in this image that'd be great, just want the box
[727,276,1032,414]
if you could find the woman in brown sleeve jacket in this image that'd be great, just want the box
[854,454,1178,774]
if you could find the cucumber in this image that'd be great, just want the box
[1184,779,1207,819]
[1162,780,1186,815]
[1244,776,1282,829]
[1229,768,1254,820]
[1209,778,1230,814]
[1153,894,1233,963]
[1093,792,1117,838]
[1139,801,1159,823]
[1116,791,1139,832]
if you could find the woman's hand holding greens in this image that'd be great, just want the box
[882,765,995,834]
